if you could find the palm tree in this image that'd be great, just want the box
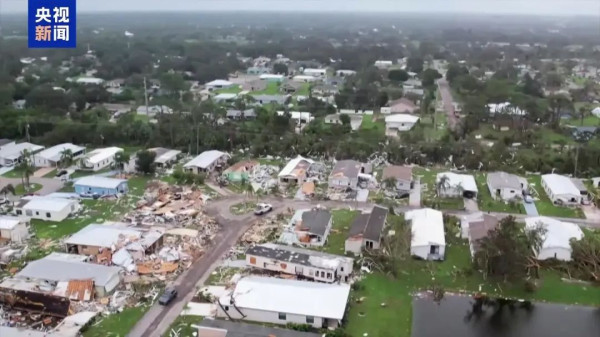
[113,152,131,175]
[0,184,16,201]
[59,149,74,169]
[435,175,450,197]
[382,177,397,191]
[17,149,35,190]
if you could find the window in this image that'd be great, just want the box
[35,211,39,216]
[46,213,51,218]
[278,313,286,320]
[327,272,332,279]
[16,210,22,215]
[321,271,325,278]
[306,316,314,324]
[340,267,344,272]
[25,210,32,216]
[224,306,229,311]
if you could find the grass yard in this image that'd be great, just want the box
[14,183,42,195]
[163,315,203,337]
[346,232,600,337]
[294,83,310,96]
[83,306,149,337]
[250,82,280,95]
[2,167,25,178]
[360,115,385,133]
[420,112,448,141]
[563,115,600,127]
[42,169,57,178]
[475,173,525,214]
[527,175,584,218]
[534,128,574,145]
[215,85,242,94]
[321,209,359,254]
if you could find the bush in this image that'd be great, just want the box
[172,168,205,185]
[325,329,351,337]
[524,279,538,293]
[286,323,311,332]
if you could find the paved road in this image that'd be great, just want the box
[0,177,64,196]
[437,78,458,130]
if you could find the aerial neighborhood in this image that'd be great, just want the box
[0,6,599,337]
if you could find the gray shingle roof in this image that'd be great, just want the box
[348,205,388,241]
[487,171,522,190]
[301,209,332,237]
[330,160,362,179]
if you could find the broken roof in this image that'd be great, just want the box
[74,176,127,189]
[219,276,350,320]
[278,155,314,178]
[148,147,181,164]
[330,160,362,180]
[382,165,413,181]
[183,150,229,169]
[487,171,522,190]
[348,205,388,241]
[246,243,353,271]
[299,209,332,237]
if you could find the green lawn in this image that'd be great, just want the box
[42,169,57,178]
[215,85,242,94]
[475,173,525,214]
[250,82,280,95]
[321,210,359,254]
[534,128,574,145]
[346,234,600,337]
[527,175,584,218]
[2,167,25,178]
[360,115,385,133]
[420,112,448,141]
[14,183,42,195]
[163,316,203,337]
[563,115,600,127]
[293,83,310,96]
[83,306,149,337]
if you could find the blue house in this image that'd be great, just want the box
[74,176,129,196]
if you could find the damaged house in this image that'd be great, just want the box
[216,276,350,329]
[328,160,372,190]
[344,205,388,254]
[64,224,163,269]
[246,243,354,283]
[0,216,30,244]
[183,150,230,174]
[291,208,332,247]
[278,155,315,185]
[148,147,182,168]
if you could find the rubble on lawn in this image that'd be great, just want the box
[249,164,279,191]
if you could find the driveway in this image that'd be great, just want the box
[522,201,539,216]
[437,78,458,130]
[464,198,479,212]
[0,177,64,197]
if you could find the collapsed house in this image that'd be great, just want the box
[278,156,315,185]
[216,276,350,329]
[222,160,259,182]
[64,224,163,270]
[345,205,388,254]
[0,311,97,337]
[328,160,373,190]
[0,253,121,316]
[245,243,354,283]
[0,216,30,244]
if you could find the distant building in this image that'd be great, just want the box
[381,98,419,114]
[385,114,420,135]
[79,147,123,171]
[205,79,234,91]
[303,68,327,77]
[335,69,356,77]
[374,60,393,69]
[247,66,271,75]
[148,147,181,168]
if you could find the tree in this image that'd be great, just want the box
[446,64,469,84]
[273,63,288,75]
[521,74,544,98]
[388,69,409,82]
[569,233,600,282]
[339,113,350,126]
[113,151,131,175]
[0,184,16,200]
[59,149,73,169]
[406,57,424,73]
[474,216,544,281]
[17,150,35,190]
[135,150,156,174]
[421,69,442,87]
[545,72,563,89]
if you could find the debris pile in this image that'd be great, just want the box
[249,164,279,191]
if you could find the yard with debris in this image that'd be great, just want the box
[83,306,149,337]
[322,209,359,254]
[527,175,584,218]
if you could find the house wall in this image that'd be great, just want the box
[386,121,416,132]
[366,239,381,251]
[328,176,358,190]
[487,182,520,201]
[279,174,304,186]
[16,204,77,222]
[344,236,363,254]
[74,182,129,196]
[411,244,446,261]
[102,273,122,296]
[216,306,325,329]
[86,155,116,171]
[246,254,349,282]
[537,247,572,261]
[395,178,412,191]
[0,223,28,243]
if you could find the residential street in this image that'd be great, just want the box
[437,77,458,130]
[0,177,64,197]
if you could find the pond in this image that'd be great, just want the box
[412,294,600,337]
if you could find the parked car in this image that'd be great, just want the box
[158,288,177,305]
[254,203,273,215]
[523,194,534,203]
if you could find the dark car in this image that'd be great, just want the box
[158,288,177,305]
[55,170,68,177]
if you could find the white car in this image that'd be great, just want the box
[523,195,534,204]
[254,203,273,215]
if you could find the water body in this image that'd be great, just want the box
[412,295,600,337]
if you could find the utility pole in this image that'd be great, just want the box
[25,123,30,143]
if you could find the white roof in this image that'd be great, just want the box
[541,174,580,197]
[303,68,327,74]
[154,149,181,164]
[592,107,600,117]
[525,216,583,250]
[487,102,527,116]
[375,60,393,64]
[436,172,478,193]
[293,75,316,80]
[0,216,22,230]
[220,276,350,319]
[214,93,238,100]
[0,142,44,160]
[136,105,173,115]
[65,224,142,248]
[21,197,77,212]
[278,155,314,178]
[76,77,104,84]
[35,143,85,162]
[276,111,313,121]
[84,147,123,165]
[405,208,446,248]
[74,176,127,189]
[206,79,233,87]
[259,74,284,79]
[385,114,420,123]
[184,150,228,169]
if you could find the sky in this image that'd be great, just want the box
[1,0,599,16]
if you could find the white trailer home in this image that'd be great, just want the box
[14,197,80,222]
[525,216,584,261]
[406,208,446,261]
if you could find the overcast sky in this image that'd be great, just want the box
[2,0,599,16]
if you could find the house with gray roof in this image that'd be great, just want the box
[246,243,353,283]
[345,205,388,254]
[294,209,332,247]
[460,212,500,257]
[486,171,526,201]
[251,94,289,106]
[183,150,230,174]
[226,108,256,120]
[328,160,370,190]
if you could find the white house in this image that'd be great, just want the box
[75,77,104,85]
[328,160,369,190]
[303,68,327,77]
[525,216,584,261]
[0,142,44,167]
[436,172,478,199]
[339,109,373,115]
[487,102,527,116]
[405,208,446,260]
[278,155,314,185]
[0,216,29,243]
[277,111,314,124]
[292,75,317,83]
[80,147,123,171]
[205,79,234,91]
[374,60,393,69]
[217,276,350,329]
[33,143,86,168]
[259,74,285,82]
[592,107,600,118]
[345,206,388,254]
[486,171,526,201]
[183,150,230,174]
[385,114,420,135]
[335,70,356,77]
[14,197,80,222]
[136,105,173,116]
[245,243,354,283]
[541,174,582,206]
